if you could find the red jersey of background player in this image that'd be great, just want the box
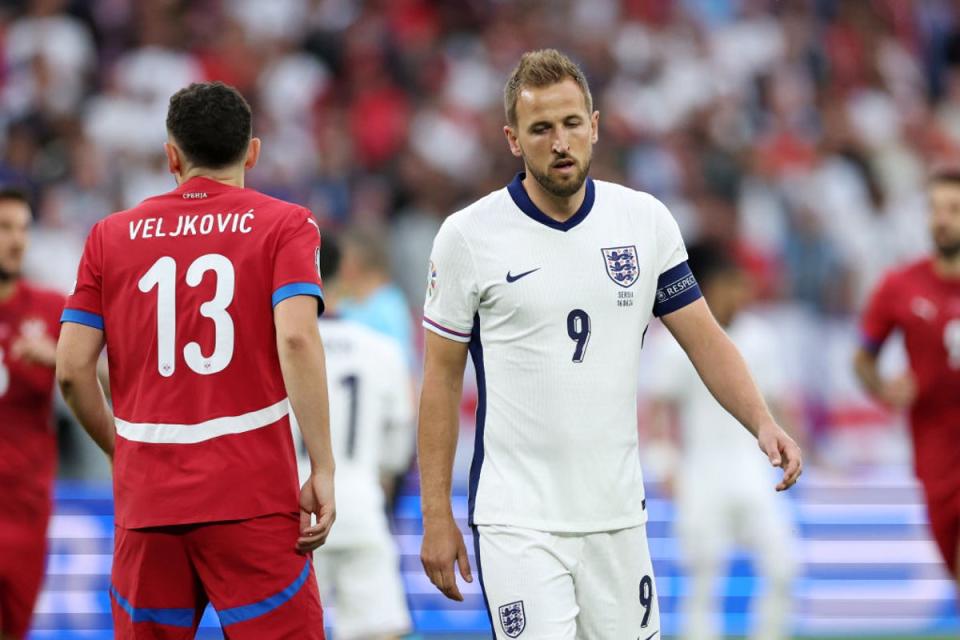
[860,257,960,483]
[62,176,323,529]
[0,280,64,522]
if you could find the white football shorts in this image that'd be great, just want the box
[473,523,661,639]
[314,532,411,639]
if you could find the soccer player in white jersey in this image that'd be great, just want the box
[417,49,803,639]
[293,236,415,640]
[647,243,798,640]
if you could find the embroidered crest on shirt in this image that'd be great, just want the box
[601,246,639,288]
[20,318,47,338]
[499,601,526,637]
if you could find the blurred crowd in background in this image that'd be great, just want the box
[3,0,958,478]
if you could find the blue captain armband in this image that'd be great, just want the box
[652,261,702,317]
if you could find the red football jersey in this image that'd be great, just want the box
[62,177,323,528]
[860,258,960,483]
[0,280,65,523]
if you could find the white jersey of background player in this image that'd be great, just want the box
[647,245,798,640]
[417,49,802,640]
[293,240,414,640]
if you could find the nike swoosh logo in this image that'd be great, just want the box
[506,268,540,283]
[642,632,659,640]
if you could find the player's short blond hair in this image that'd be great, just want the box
[504,49,593,127]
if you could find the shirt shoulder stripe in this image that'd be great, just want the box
[61,308,105,330]
[272,282,323,307]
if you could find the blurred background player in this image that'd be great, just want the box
[56,82,333,639]
[855,169,960,589]
[647,242,799,640]
[0,187,65,640]
[293,234,415,640]
[336,227,415,368]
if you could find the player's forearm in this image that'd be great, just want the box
[58,366,115,456]
[278,332,334,474]
[417,379,462,523]
[853,348,884,398]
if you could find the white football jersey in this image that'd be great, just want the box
[293,316,414,546]
[647,313,786,484]
[423,173,700,532]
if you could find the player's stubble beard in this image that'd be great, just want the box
[0,260,19,283]
[934,232,960,261]
[524,151,592,199]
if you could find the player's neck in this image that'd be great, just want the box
[178,167,245,189]
[933,254,960,279]
[522,174,586,222]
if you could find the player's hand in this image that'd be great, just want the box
[421,514,473,601]
[297,469,335,553]
[879,373,915,409]
[757,423,803,492]
[11,333,57,367]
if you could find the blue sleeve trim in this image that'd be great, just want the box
[653,261,702,317]
[272,282,324,308]
[218,559,311,626]
[860,332,884,355]
[60,308,105,330]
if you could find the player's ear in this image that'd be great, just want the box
[504,125,522,158]
[591,110,599,144]
[164,142,183,179]
[244,137,261,171]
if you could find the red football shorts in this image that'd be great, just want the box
[921,479,960,576]
[110,512,324,639]
[0,516,49,639]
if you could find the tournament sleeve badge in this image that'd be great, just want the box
[427,260,438,298]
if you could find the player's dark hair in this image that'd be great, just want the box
[504,49,593,127]
[0,186,30,207]
[929,167,960,188]
[166,82,252,169]
[685,242,739,288]
[319,234,342,282]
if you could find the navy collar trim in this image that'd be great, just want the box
[507,172,595,232]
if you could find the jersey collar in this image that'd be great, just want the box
[174,176,243,195]
[507,172,595,232]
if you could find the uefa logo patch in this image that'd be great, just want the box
[427,260,438,298]
[498,600,525,637]
[601,245,639,288]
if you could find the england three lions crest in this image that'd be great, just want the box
[602,245,639,288]
[499,601,525,637]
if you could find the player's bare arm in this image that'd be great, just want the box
[56,322,114,458]
[275,294,335,552]
[853,347,916,409]
[418,330,473,602]
[661,297,802,491]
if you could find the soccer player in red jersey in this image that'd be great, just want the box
[855,169,960,587]
[0,188,65,640]
[56,82,335,639]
